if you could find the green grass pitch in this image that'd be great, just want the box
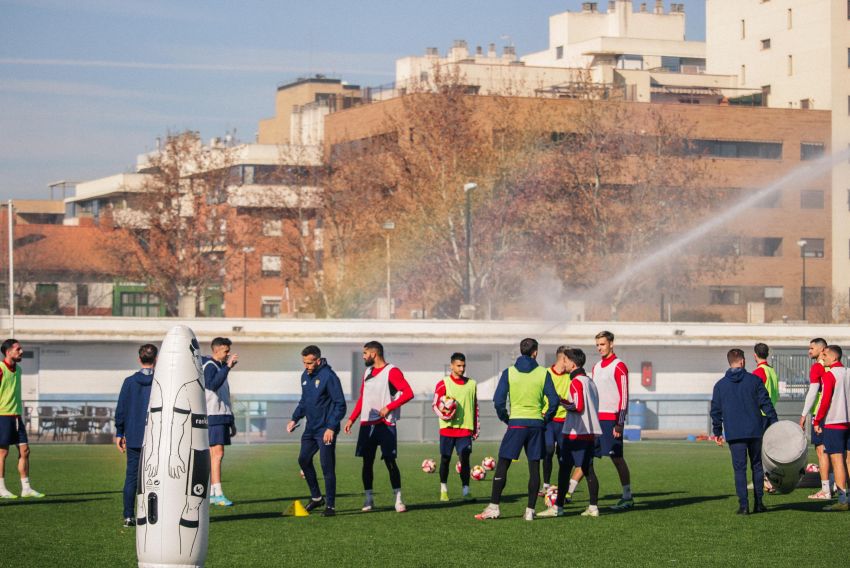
[0,441,839,567]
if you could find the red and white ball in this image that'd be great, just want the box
[421,458,436,473]
[481,456,496,471]
[471,465,487,481]
[437,395,458,419]
[544,485,559,507]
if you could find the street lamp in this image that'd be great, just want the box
[796,239,807,321]
[463,183,477,306]
[382,221,395,318]
[242,246,255,318]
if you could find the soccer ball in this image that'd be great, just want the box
[437,395,458,419]
[471,465,487,481]
[456,460,463,474]
[481,456,496,471]
[805,463,820,474]
[421,458,436,473]
[544,485,559,507]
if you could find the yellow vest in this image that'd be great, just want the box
[507,366,547,420]
[0,362,22,416]
[438,376,477,431]
[542,367,570,420]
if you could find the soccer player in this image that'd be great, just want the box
[432,352,478,502]
[751,342,779,493]
[710,348,777,515]
[114,343,158,527]
[591,331,633,510]
[202,337,239,506]
[287,345,346,517]
[475,338,558,521]
[0,338,44,499]
[539,347,601,518]
[343,341,414,512]
[799,337,834,500]
[541,346,572,496]
[812,345,850,512]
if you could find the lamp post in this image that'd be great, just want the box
[242,246,255,318]
[7,200,14,336]
[382,221,395,318]
[463,183,477,306]
[796,239,807,321]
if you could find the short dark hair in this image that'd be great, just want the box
[138,344,158,365]
[555,345,569,357]
[1,339,19,355]
[450,352,465,362]
[727,349,745,365]
[520,338,538,357]
[595,330,614,342]
[811,338,828,349]
[364,341,384,357]
[211,337,232,349]
[301,345,321,358]
[754,343,770,359]
[564,348,586,369]
[826,345,843,360]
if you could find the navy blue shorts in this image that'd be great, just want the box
[811,421,824,446]
[559,438,595,472]
[595,420,624,458]
[545,420,564,449]
[0,416,27,446]
[498,426,544,461]
[822,428,850,455]
[355,423,398,460]
[208,424,231,446]
[439,435,472,457]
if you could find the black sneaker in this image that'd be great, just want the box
[752,502,767,514]
[736,506,749,516]
[123,517,136,527]
[304,497,325,512]
[321,507,336,517]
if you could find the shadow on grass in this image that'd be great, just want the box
[607,494,728,511]
[234,493,357,506]
[768,501,833,513]
[1,497,110,506]
[49,490,122,497]
[210,512,285,523]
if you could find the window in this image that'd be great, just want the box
[761,39,771,50]
[741,65,746,84]
[419,71,428,82]
[743,237,782,256]
[556,45,564,59]
[800,98,811,110]
[688,139,782,160]
[34,284,59,313]
[847,188,850,211]
[801,143,825,161]
[802,287,825,306]
[761,85,771,107]
[261,255,281,277]
[261,299,281,318]
[76,284,89,307]
[754,191,781,208]
[800,190,824,209]
[262,219,282,237]
[119,292,160,317]
[710,286,742,305]
[741,19,746,39]
[787,54,793,76]
[764,287,784,305]
[787,8,792,29]
[800,238,825,258]
[708,237,740,256]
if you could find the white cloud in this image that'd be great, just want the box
[0,78,186,101]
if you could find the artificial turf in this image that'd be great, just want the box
[0,441,838,567]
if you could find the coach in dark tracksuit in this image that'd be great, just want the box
[710,348,778,515]
[114,343,158,527]
[287,345,346,516]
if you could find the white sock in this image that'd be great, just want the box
[525,507,535,516]
[462,485,470,497]
[393,488,402,504]
[0,478,10,495]
[568,479,579,494]
[588,504,599,513]
[440,483,448,493]
[311,496,322,502]
[211,483,222,497]
[21,477,31,492]
[821,480,832,495]
[622,484,632,499]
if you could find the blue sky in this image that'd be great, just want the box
[0,0,706,201]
